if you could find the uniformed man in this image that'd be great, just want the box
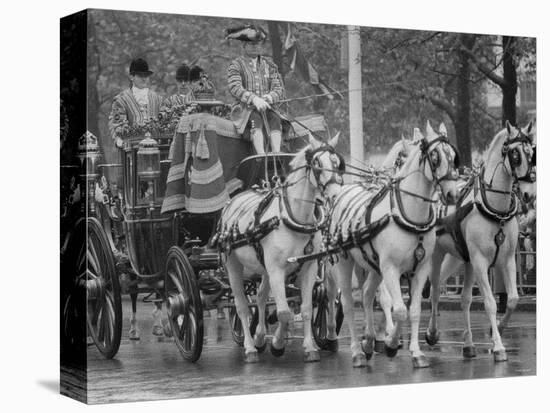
[108,58,166,340]
[161,63,193,115]
[225,25,285,154]
[108,58,163,148]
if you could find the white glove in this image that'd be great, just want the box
[252,96,270,112]
[115,137,124,148]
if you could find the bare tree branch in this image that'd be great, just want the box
[461,46,506,88]
[394,83,456,122]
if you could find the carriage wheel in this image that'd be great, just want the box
[229,282,259,347]
[164,246,204,362]
[312,284,344,349]
[84,217,122,359]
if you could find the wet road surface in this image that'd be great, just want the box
[87,297,536,404]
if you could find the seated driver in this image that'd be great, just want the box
[226,25,285,154]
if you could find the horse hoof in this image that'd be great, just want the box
[244,351,259,363]
[361,339,374,360]
[255,341,267,354]
[374,340,385,353]
[270,344,285,357]
[325,339,339,353]
[152,325,164,336]
[463,346,477,359]
[384,344,399,358]
[129,329,140,341]
[412,355,430,369]
[304,350,321,363]
[352,353,367,368]
[493,350,508,362]
[425,329,440,346]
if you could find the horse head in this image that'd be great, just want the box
[405,120,460,204]
[503,120,536,185]
[291,132,345,196]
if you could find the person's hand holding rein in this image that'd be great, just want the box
[252,95,270,112]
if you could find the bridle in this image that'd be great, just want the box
[304,144,346,196]
[501,129,536,183]
[419,135,460,187]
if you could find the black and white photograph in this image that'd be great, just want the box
[4,1,546,411]
[58,5,539,405]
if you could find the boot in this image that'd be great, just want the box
[129,313,140,340]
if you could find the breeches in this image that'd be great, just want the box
[248,110,281,135]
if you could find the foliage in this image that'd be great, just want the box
[87,10,536,165]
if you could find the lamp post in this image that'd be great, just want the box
[347,25,364,168]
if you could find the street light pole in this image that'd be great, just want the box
[347,25,364,168]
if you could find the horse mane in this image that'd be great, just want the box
[382,140,406,169]
[483,128,508,162]
[394,141,422,179]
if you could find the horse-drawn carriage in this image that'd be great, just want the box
[61,107,343,363]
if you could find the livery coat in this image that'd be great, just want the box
[227,56,285,134]
[108,88,163,141]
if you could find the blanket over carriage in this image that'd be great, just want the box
[161,111,331,215]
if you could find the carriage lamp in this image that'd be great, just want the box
[137,132,161,204]
[77,131,101,214]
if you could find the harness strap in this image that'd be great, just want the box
[487,221,506,276]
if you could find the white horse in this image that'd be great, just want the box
[216,133,343,363]
[327,121,459,368]
[425,121,535,361]
[349,127,430,349]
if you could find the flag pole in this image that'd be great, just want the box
[347,25,364,168]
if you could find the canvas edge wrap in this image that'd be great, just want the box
[60,9,89,404]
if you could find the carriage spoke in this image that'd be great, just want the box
[102,294,114,347]
[87,241,101,276]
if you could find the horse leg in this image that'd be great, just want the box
[253,276,269,352]
[377,280,394,342]
[361,270,383,361]
[471,254,507,362]
[226,256,258,362]
[299,261,321,362]
[381,264,407,358]
[461,263,477,358]
[426,249,445,346]
[267,266,291,356]
[333,256,365,367]
[495,256,520,333]
[324,269,339,351]
[409,261,432,368]
[129,289,140,340]
[152,294,164,336]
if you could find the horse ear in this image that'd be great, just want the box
[307,131,320,149]
[401,134,411,153]
[523,121,534,136]
[426,120,435,137]
[328,131,340,148]
[505,120,512,135]
[439,122,448,137]
[413,127,423,142]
